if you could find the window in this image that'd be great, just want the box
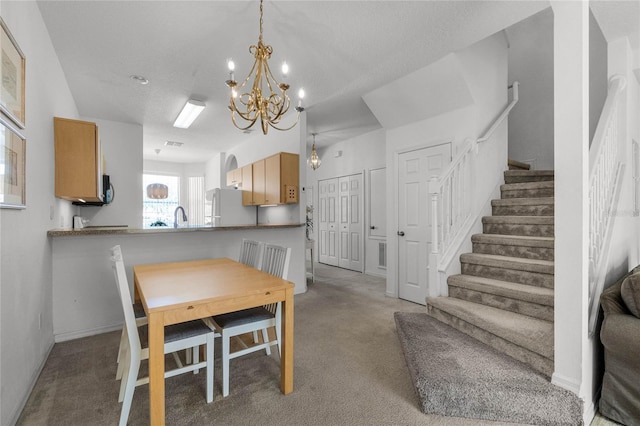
[143,174,180,228]
[188,176,205,226]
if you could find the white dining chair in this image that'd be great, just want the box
[210,243,291,397]
[110,245,216,426]
[115,300,146,380]
[239,238,263,268]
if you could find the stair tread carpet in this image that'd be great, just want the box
[491,197,554,206]
[471,233,554,248]
[504,170,554,178]
[461,253,554,274]
[394,312,582,425]
[501,181,554,191]
[425,297,553,359]
[448,274,554,306]
[482,215,554,224]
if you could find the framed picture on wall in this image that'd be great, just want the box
[0,115,25,208]
[0,17,25,129]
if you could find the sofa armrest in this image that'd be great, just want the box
[601,313,640,363]
[601,281,632,317]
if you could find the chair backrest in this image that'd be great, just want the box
[239,239,263,268]
[110,245,141,353]
[260,243,291,280]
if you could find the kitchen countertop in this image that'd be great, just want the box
[47,223,304,237]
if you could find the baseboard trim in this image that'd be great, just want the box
[54,323,122,343]
[583,398,596,426]
[9,340,54,426]
[551,372,581,395]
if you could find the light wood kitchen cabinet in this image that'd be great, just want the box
[226,168,242,187]
[241,164,253,205]
[251,159,266,205]
[262,152,299,205]
[54,117,103,202]
[237,152,299,206]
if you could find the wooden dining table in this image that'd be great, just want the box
[133,257,295,425]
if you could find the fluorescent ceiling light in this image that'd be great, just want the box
[173,99,205,129]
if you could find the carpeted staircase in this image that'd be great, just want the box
[426,169,555,377]
[396,169,584,423]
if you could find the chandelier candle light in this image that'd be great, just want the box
[225,0,305,134]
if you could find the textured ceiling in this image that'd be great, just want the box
[36,1,637,163]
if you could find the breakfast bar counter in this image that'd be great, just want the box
[47,223,303,237]
[49,223,306,343]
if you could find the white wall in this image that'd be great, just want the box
[507,7,554,170]
[78,117,144,228]
[305,128,387,276]
[0,2,79,424]
[382,33,508,298]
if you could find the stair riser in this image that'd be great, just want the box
[483,223,554,237]
[504,175,554,184]
[461,263,554,289]
[425,305,553,377]
[448,287,554,322]
[492,205,554,216]
[472,242,554,261]
[501,188,554,199]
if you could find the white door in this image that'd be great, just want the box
[338,174,364,272]
[369,168,386,238]
[319,178,338,266]
[398,144,451,304]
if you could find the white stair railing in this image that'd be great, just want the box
[588,74,626,336]
[428,82,519,295]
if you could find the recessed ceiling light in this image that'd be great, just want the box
[130,75,149,85]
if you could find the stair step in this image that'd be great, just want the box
[501,181,554,199]
[507,158,531,171]
[482,216,554,237]
[491,197,554,216]
[447,274,554,321]
[426,297,554,377]
[472,234,553,261]
[460,253,554,288]
[504,170,554,184]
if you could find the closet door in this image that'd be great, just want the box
[318,178,338,266]
[338,174,364,272]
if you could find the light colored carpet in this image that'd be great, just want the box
[18,264,518,426]
[395,312,582,425]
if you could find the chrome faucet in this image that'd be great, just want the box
[173,206,187,228]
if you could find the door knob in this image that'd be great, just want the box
[370,226,376,230]
[397,231,405,236]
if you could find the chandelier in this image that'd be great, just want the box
[225,0,305,135]
[308,133,321,170]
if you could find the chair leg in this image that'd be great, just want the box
[193,345,200,375]
[261,328,271,356]
[222,332,230,397]
[252,330,259,343]
[116,327,127,380]
[119,356,140,426]
[118,347,131,402]
[206,335,214,403]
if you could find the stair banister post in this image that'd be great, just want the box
[428,176,443,297]
[428,176,441,255]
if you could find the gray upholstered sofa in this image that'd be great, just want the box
[599,266,640,426]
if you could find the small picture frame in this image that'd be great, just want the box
[0,17,25,129]
[0,115,25,209]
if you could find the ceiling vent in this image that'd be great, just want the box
[165,141,184,147]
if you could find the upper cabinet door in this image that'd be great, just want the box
[54,117,102,202]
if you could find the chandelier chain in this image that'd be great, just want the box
[259,0,264,45]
